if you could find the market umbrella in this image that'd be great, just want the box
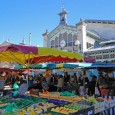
[29,47,84,64]
[0,43,84,67]
[84,56,95,63]
[0,43,38,66]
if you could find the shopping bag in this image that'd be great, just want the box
[95,81,100,96]
[95,86,100,95]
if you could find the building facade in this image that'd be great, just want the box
[43,8,103,54]
[43,8,115,63]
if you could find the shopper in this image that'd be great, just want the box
[78,74,85,96]
[64,72,70,86]
[57,75,64,92]
[88,76,101,96]
[72,73,78,83]
[10,71,15,87]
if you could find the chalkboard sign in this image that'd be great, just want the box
[18,83,28,95]
[0,80,5,90]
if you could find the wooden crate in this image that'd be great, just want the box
[39,93,49,98]
[49,93,60,100]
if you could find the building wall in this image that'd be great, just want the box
[85,49,115,63]
[86,36,95,49]
[86,23,115,40]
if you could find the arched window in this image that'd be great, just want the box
[51,40,55,46]
[68,33,72,46]
[59,34,63,43]
[73,35,77,46]
[55,37,59,45]
[63,32,67,42]
[55,37,59,48]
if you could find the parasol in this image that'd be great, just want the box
[0,43,84,66]
[0,43,38,67]
[29,47,84,64]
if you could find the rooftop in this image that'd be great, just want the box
[85,40,115,52]
[85,19,115,24]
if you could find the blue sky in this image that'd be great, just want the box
[0,0,115,46]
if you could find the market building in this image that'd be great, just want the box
[43,7,115,63]
[42,8,104,54]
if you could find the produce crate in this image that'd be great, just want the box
[41,111,63,115]
[0,97,11,109]
[49,107,84,115]
[71,96,83,102]
[59,96,73,102]
[30,89,39,96]
[27,96,47,103]
[2,111,17,115]
[47,99,68,106]
[77,101,92,106]
[49,92,60,100]
[39,93,49,98]
[48,103,88,115]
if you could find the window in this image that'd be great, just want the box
[103,54,109,59]
[86,42,93,49]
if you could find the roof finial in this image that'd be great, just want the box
[80,18,83,22]
[46,29,48,33]
[61,3,65,11]
[29,33,31,45]
[22,37,25,44]
[7,39,9,42]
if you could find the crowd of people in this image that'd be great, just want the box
[29,72,102,97]
[0,70,115,96]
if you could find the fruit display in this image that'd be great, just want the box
[17,107,43,115]
[78,100,92,106]
[60,91,76,97]
[50,103,90,115]
[0,103,10,108]
[83,96,99,104]
[64,103,90,110]
[51,107,78,115]
[17,102,56,115]
[47,99,68,106]
[27,96,47,103]
[32,102,56,110]
[0,95,110,115]
[2,111,17,115]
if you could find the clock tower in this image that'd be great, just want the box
[58,7,68,25]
